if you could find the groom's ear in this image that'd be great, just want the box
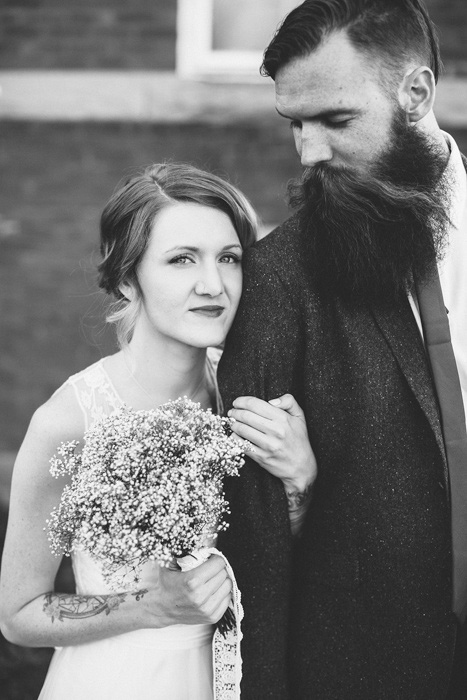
[398,66,436,123]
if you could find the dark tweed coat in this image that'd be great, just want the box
[217,213,460,699]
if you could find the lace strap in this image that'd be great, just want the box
[211,548,243,700]
[206,346,224,415]
[177,547,243,699]
[64,359,123,431]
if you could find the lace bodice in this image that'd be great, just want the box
[54,347,223,594]
[61,347,223,432]
[53,349,224,644]
[65,358,123,432]
[49,348,242,698]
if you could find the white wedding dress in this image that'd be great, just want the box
[39,350,223,700]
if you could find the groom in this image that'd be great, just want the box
[218,1,467,698]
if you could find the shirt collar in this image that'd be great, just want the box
[441,130,467,230]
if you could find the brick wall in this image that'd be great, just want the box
[429,0,467,75]
[0,0,466,73]
[0,0,177,70]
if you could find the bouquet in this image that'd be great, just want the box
[46,397,246,592]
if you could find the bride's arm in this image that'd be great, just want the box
[0,388,230,648]
[228,393,316,535]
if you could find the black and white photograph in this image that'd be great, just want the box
[0,1,466,698]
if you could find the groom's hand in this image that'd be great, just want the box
[151,554,232,627]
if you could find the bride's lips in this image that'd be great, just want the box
[190,305,225,318]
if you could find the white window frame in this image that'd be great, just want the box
[176,0,269,81]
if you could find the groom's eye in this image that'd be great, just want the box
[326,116,353,128]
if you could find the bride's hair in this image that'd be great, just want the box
[98,162,258,347]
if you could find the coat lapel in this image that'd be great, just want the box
[370,154,467,487]
[371,298,447,473]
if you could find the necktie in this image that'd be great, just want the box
[416,266,467,623]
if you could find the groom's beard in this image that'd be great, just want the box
[289,110,451,305]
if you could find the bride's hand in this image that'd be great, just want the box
[144,555,232,628]
[228,394,317,492]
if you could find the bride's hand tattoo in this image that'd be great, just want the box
[42,590,148,623]
[285,483,313,536]
[285,483,313,512]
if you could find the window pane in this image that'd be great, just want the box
[212,0,300,51]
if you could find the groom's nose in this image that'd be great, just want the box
[298,124,333,167]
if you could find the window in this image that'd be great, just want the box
[177,0,300,80]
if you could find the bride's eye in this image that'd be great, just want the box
[219,254,242,264]
[169,255,193,265]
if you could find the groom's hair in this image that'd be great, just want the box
[261,0,441,88]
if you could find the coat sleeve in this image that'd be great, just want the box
[217,238,300,700]
[218,239,302,412]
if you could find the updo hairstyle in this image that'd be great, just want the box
[98,162,258,346]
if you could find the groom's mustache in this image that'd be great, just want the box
[299,159,444,226]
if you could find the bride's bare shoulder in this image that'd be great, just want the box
[28,379,85,447]
[9,378,86,488]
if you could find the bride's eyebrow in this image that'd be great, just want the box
[165,244,243,253]
[165,246,199,253]
[221,244,243,251]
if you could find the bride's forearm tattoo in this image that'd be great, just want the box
[43,590,148,623]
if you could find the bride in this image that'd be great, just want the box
[0,163,317,699]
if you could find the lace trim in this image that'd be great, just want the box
[65,359,123,431]
[177,547,243,699]
[65,350,222,431]
[212,551,243,700]
[206,346,223,415]
[64,354,242,697]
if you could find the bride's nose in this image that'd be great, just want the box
[194,265,223,297]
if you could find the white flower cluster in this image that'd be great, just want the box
[46,398,246,589]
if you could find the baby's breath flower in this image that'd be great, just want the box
[46,398,247,590]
